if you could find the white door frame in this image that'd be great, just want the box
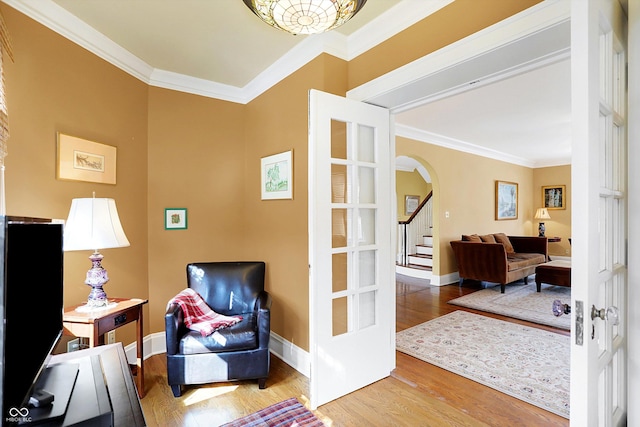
[626,1,640,425]
[347,0,638,423]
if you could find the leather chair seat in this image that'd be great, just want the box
[180,313,257,355]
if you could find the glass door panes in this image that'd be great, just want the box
[330,119,378,337]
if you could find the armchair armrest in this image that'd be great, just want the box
[256,291,272,349]
[165,303,184,356]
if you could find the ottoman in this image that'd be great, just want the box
[535,260,571,292]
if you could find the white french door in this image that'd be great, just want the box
[308,89,394,409]
[570,0,628,424]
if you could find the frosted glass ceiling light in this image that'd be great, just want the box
[243,0,367,35]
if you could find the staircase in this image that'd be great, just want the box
[407,235,433,270]
[397,192,434,279]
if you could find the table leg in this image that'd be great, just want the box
[136,307,145,398]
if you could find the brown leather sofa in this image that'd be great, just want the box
[450,233,548,293]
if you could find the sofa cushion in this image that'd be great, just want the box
[462,234,482,242]
[479,234,496,243]
[179,313,257,355]
[493,233,515,253]
[507,253,546,271]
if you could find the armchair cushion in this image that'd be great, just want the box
[180,313,258,354]
[168,288,242,336]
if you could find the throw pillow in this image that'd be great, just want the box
[493,233,515,253]
[479,234,496,243]
[462,234,482,242]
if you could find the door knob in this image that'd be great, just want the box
[591,305,620,325]
[552,299,571,317]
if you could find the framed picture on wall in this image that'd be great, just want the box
[495,180,518,220]
[261,150,293,200]
[404,195,420,216]
[165,208,188,230]
[57,133,117,184]
[542,185,566,210]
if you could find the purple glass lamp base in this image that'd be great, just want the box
[85,251,110,307]
[552,299,571,317]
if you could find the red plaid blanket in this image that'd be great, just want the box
[168,288,242,336]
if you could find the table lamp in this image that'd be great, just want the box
[534,207,551,237]
[64,195,130,308]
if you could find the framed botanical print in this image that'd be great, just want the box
[261,150,293,200]
[165,208,188,230]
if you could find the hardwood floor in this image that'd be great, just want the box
[140,276,570,426]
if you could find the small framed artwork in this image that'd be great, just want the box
[261,150,293,200]
[405,195,420,216]
[57,133,117,184]
[165,208,188,230]
[542,185,566,210]
[495,180,518,220]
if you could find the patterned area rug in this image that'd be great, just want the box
[396,311,570,418]
[221,398,325,427]
[448,283,571,330]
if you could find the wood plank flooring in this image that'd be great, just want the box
[140,276,570,426]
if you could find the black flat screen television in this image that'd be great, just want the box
[0,217,64,425]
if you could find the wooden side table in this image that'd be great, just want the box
[63,298,148,398]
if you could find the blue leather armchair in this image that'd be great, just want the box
[165,261,271,397]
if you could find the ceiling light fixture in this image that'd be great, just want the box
[242,0,367,35]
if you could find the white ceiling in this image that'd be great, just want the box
[6,0,571,168]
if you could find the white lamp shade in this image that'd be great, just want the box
[534,208,551,220]
[64,198,130,251]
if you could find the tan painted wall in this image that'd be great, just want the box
[396,137,536,277]
[146,87,246,334]
[396,171,431,222]
[3,0,552,352]
[534,165,572,257]
[2,4,149,345]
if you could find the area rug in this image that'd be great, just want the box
[448,283,571,330]
[221,398,325,427]
[396,310,570,418]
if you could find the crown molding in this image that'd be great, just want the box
[346,0,454,59]
[347,0,571,107]
[3,0,155,82]
[395,124,536,168]
[149,69,249,103]
[396,124,572,168]
[2,0,450,104]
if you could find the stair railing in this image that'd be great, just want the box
[398,191,433,266]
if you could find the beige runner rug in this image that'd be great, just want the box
[448,283,571,330]
[396,310,570,418]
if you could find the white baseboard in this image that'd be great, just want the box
[396,265,459,286]
[268,331,310,378]
[395,265,432,279]
[433,272,459,286]
[125,331,311,379]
